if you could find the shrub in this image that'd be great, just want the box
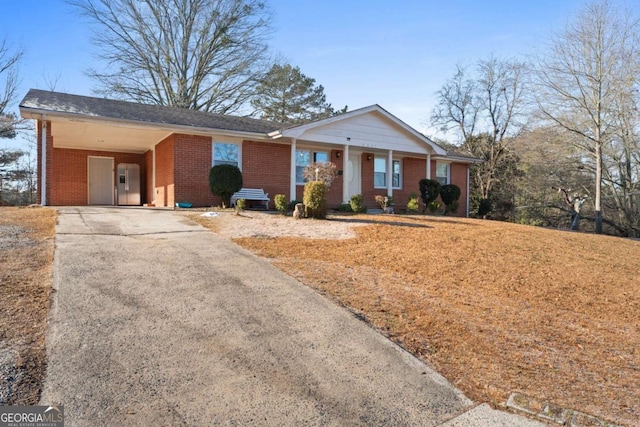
[419,179,441,211]
[336,203,353,212]
[349,194,366,213]
[478,198,492,218]
[209,164,242,208]
[234,198,246,214]
[406,196,420,213]
[274,194,287,215]
[440,184,461,214]
[303,181,328,219]
[428,200,442,213]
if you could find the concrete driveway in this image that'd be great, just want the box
[41,207,547,426]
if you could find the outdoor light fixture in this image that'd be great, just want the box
[335,151,341,158]
[367,154,372,161]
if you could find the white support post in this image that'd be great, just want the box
[387,149,393,198]
[426,153,431,179]
[290,138,297,202]
[342,144,349,203]
[40,116,47,206]
[466,166,470,217]
[152,146,156,204]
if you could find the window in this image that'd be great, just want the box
[296,150,328,184]
[436,162,449,185]
[374,156,401,189]
[213,142,240,168]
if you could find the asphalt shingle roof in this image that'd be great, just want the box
[19,89,281,134]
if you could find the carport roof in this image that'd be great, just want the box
[19,89,281,135]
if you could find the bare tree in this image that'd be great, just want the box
[70,0,272,114]
[431,56,528,213]
[0,37,23,139]
[536,1,640,234]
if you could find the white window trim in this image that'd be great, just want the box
[212,140,242,170]
[436,161,450,185]
[296,149,329,185]
[374,156,402,190]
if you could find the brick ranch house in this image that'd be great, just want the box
[19,89,479,215]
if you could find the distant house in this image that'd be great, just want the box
[19,89,479,215]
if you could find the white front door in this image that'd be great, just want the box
[347,153,361,199]
[88,156,114,205]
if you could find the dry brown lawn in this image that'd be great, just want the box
[202,213,639,426]
[0,207,56,405]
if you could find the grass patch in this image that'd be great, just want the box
[225,215,639,426]
[0,207,56,405]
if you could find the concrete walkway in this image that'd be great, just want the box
[41,207,547,426]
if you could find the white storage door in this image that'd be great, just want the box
[88,157,114,205]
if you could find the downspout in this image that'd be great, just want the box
[40,116,47,206]
[290,138,297,202]
[466,166,470,217]
[426,153,431,179]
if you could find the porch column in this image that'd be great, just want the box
[466,166,470,218]
[40,116,47,206]
[290,138,297,201]
[426,153,431,179]
[342,144,349,203]
[152,146,156,204]
[387,149,393,197]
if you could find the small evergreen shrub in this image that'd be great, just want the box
[406,196,420,213]
[209,164,242,208]
[349,194,366,213]
[419,179,441,211]
[274,194,287,215]
[428,200,442,213]
[336,203,353,212]
[303,181,328,219]
[440,184,461,214]
[478,198,492,217]
[235,198,246,214]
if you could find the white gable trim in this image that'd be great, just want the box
[268,105,447,156]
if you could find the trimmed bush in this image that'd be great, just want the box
[428,200,442,213]
[419,179,441,211]
[209,164,242,208]
[478,198,492,217]
[303,181,328,219]
[274,194,287,215]
[440,184,461,214]
[336,203,353,212]
[234,198,246,214]
[406,196,420,213]
[349,194,366,213]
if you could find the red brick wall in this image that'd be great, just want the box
[48,149,144,206]
[450,162,469,217]
[243,140,290,209]
[154,134,175,207]
[173,133,217,207]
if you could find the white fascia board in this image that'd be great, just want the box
[275,104,447,155]
[19,107,271,140]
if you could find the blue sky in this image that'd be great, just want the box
[2,0,634,148]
